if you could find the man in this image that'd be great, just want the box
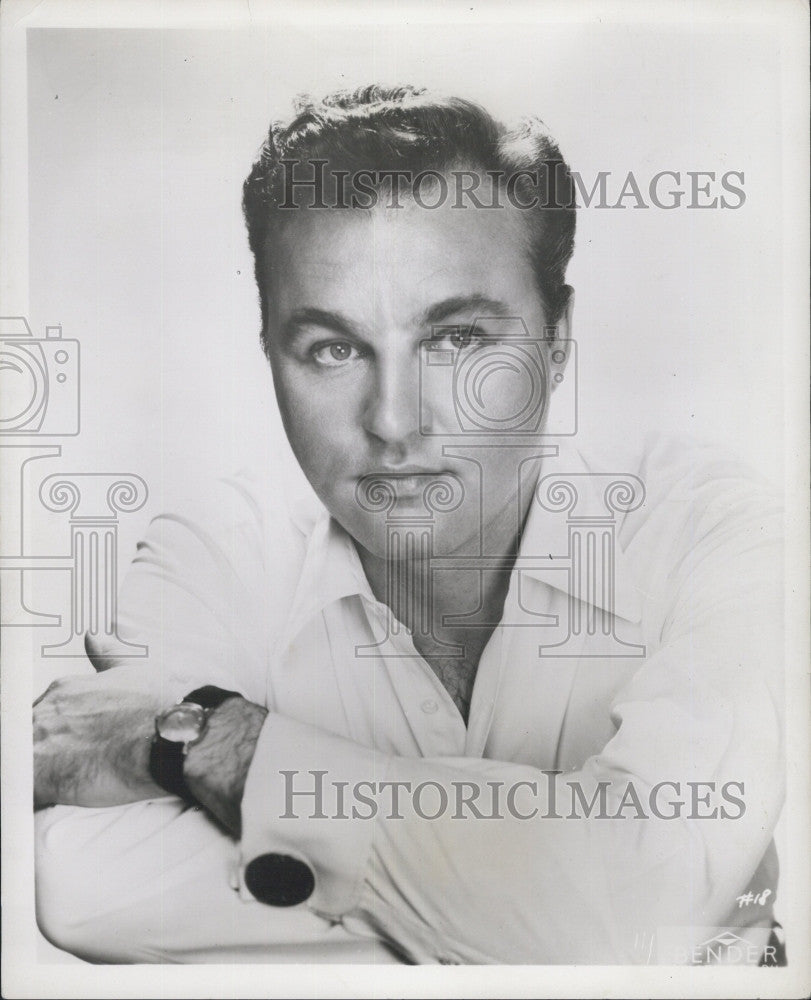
[34,85,784,964]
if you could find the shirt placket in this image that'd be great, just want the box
[364,598,468,757]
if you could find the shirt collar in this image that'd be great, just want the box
[281,440,644,651]
[280,511,374,654]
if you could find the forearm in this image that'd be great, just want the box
[184,696,268,836]
[238,707,782,964]
[36,799,394,964]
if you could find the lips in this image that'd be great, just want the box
[387,474,434,497]
[352,468,468,517]
[357,468,450,500]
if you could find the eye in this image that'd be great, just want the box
[311,340,363,367]
[432,325,484,352]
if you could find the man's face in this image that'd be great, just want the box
[265,188,568,560]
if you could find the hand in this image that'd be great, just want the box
[34,665,169,810]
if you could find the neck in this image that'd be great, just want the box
[354,482,536,724]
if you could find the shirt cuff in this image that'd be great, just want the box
[237,712,390,919]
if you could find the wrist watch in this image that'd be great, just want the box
[150,685,240,801]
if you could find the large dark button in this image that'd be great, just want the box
[245,853,315,906]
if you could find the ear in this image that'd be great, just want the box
[546,286,574,389]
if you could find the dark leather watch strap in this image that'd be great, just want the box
[184,686,241,712]
[149,734,191,800]
[149,686,242,801]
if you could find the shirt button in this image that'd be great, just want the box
[244,853,315,907]
[421,699,439,714]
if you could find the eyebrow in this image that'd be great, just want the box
[418,295,513,328]
[279,294,514,342]
[280,308,362,343]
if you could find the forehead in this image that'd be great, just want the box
[267,195,540,322]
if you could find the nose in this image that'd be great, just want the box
[361,351,421,455]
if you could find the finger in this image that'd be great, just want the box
[33,751,54,809]
[84,631,121,672]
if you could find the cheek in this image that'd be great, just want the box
[473,446,539,508]
[468,354,548,425]
[423,345,549,434]
[271,363,365,479]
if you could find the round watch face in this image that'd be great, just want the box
[157,703,207,743]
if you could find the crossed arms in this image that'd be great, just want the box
[33,461,786,964]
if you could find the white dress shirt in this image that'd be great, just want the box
[35,434,784,965]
